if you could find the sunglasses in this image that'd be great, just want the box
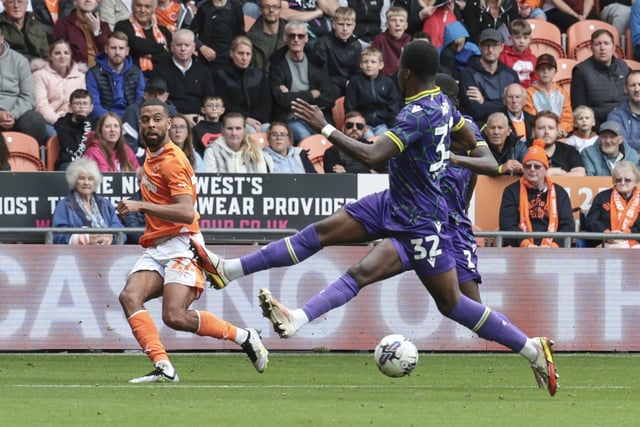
[524,163,543,170]
[287,33,306,40]
[345,122,365,131]
[615,177,634,184]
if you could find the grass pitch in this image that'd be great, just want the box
[0,352,637,427]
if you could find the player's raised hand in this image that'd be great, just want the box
[291,98,327,132]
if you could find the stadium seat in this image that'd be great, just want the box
[298,134,332,174]
[4,131,45,171]
[244,14,256,31]
[554,58,577,97]
[45,135,60,171]
[527,19,565,58]
[249,132,268,148]
[332,96,345,131]
[566,20,624,61]
[624,58,640,70]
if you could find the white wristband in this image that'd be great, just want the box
[321,124,336,138]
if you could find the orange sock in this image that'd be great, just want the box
[128,310,168,364]
[196,310,238,341]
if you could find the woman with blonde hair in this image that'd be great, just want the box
[84,112,139,172]
[31,39,88,136]
[203,112,267,173]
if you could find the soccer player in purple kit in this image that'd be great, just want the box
[191,41,559,396]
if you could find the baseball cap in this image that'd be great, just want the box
[599,120,622,136]
[479,28,504,44]
[536,54,557,69]
[146,78,168,93]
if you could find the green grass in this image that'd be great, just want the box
[0,353,637,427]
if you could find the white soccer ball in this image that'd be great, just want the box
[373,334,419,378]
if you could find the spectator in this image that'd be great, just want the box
[0,26,48,146]
[632,0,640,61]
[100,0,130,31]
[52,157,125,245]
[323,111,386,173]
[345,0,385,45]
[418,0,457,48]
[114,0,171,74]
[52,0,110,67]
[192,96,224,157]
[543,0,597,33]
[517,0,546,19]
[607,70,640,153]
[371,6,412,77]
[483,111,527,175]
[262,121,315,173]
[0,0,48,60]
[565,105,598,152]
[203,112,268,172]
[122,77,177,164]
[279,0,337,43]
[0,131,9,171]
[31,0,74,38]
[462,0,520,45]
[189,0,244,72]
[571,29,629,128]
[247,0,287,73]
[84,111,140,172]
[534,110,585,176]
[269,20,339,143]
[583,160,640,248]
[54,88,95,170]
[309,6,361,97]
[524,53,573,137]
[31,39,88,137]
[86,31,146,120]
[156,0,190,33]
[502,82,534,142]
[459,28,519,125]
[345,46,402,138]
[438,21,480,81]
[581,120,640,176]
[499,138,575,247]
[499,19,537,88]
[169,113,204,172]
[600,0,632,37]
[151,28,215,126]
[212,35,272,132]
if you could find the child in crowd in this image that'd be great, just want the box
[439,21,481,81]
[192,96,225,157]
[54,89,96,171]
[518,0,546,20]
[499,19,537,88]
[565,105,598,152]
[524,54,573,138]
[156,0,190,32]
[371,6,412,77]
[418,0,457,48]
[309,7,362,97]
[344,46,403,137]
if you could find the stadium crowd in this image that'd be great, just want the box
[2,0,640,246]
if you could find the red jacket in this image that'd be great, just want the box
[499,45,537,88]
[53,10,111,66]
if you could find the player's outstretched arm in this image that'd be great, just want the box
[451,120,476,153]
[117,194,195,225]
[450,143,499,177]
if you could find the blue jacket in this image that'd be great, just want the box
[581,139,640,176]
[52,192,125,244]
[86,52,145,120]
[439,21,481,79]
[607,102,640,153]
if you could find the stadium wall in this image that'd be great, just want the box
[1,245,638,352]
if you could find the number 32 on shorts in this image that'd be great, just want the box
[411,235,442,261]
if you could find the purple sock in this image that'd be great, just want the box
[301,273,360,321]
[240,224,321,275]
[449,295,527,352]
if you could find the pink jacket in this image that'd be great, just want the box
[83,143,140,172]
[31,58,88,125]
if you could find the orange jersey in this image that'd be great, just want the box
[156,1,182,32]
[139,141,200,247]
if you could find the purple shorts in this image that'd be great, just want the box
[345,190,455,277]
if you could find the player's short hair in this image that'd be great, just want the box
[334,6,356,21]
[65,158,102,190]
[386,6,408,20]
[361,46,382,62]
[509,19,532,36]
[400,40,439,80]
[141,98,169,115]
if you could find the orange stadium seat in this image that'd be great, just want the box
[624,58,640,70]
[45,135,60,171]
[566,20,624,61]
[554,58,577,98]
[527,19,565,58]
[332,96,345,131]
[4,131,45,171]
[244,14,256,31]
[249,132,268,148]
[298,134,332,174]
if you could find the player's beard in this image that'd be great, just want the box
[142,129,167,150]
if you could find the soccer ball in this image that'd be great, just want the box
[373,334,419,377]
